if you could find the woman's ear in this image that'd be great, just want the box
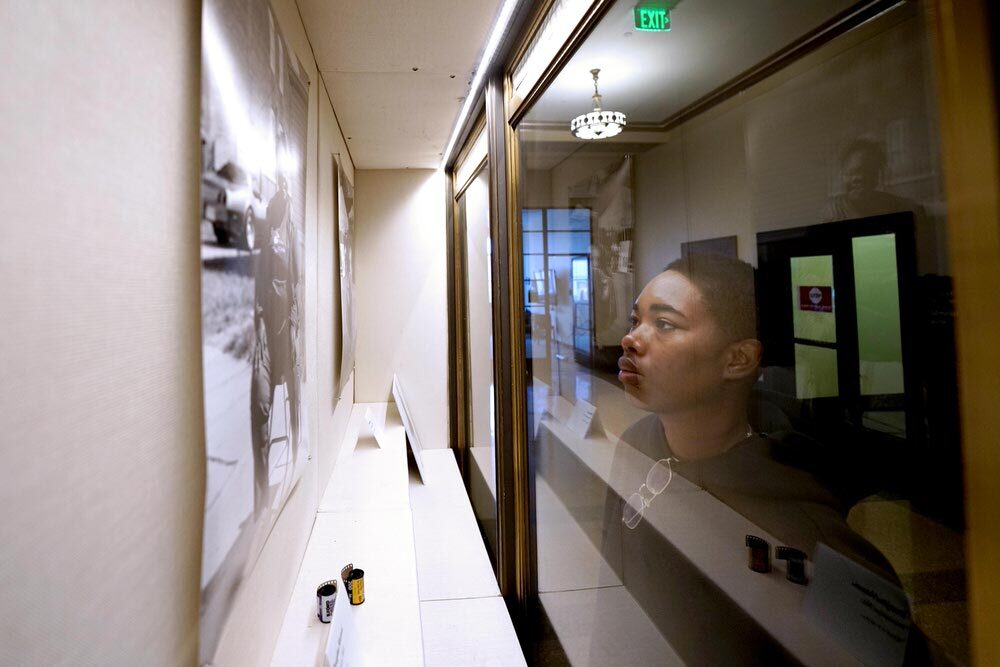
[723,338,762,381]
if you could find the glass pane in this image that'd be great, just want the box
[460,166,498,563]
[523,208,544,231]
[523,231,546,254]
[455,126,488,194]
[524,254,547,307]
[854,234,905,395]
[515,1,968,664]
[794,342,840,399]
[548,207,592,231]
[545,230,590,254]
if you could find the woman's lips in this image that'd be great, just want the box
[618,357,641,386]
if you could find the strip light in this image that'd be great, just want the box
[440,0,521,168]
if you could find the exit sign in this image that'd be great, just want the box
[634,5,670,32]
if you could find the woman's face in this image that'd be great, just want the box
[843,150,879,198]
[618,270,731,415]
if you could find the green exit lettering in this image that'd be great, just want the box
[633,6,670,32]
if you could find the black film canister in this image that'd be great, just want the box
[775,546,808,585]
[746,534,771,573]
[317,580,338,623]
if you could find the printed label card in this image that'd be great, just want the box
[566,399,603,439]
[363,406,386,448]
[803,543,910,667]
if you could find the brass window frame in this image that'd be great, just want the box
[927,1,1000,662]
[447,109,486,491]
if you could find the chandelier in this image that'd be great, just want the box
[570,68,626,140]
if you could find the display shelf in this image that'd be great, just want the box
[537,415,860,666]
[533,471,679,664]
[409,449,500,601]
[468,445,497,501]
[271,404,422,667]
[409,449,524,666]
[271,404,522,666]
[420,597,525,667]
[318,403,410,513]
[536,476,620,593]
[270,509,423,666]
[540,587,683,667]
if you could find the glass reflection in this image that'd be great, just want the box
[518,1,967,664]
[460,166,499,563]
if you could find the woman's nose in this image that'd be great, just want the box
[622,327,643,353]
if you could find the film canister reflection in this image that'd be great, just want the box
[316,580,338,623]
[745,534,771,573]
[347,568,365,605]
[776,546,808,585]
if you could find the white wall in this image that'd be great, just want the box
[354,169,450,448]
[0,3,203,664]
[0,2,356,665]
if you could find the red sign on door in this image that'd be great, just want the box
[799,286,833,312]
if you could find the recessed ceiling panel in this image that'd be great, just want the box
[325,72,470,169]
[299,0,498,73]
[298,0,502,168]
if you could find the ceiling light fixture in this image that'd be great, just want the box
[570,69,626,140]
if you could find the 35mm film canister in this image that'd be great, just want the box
[746,534,771,573]
[341,562,366,606]
[347,568,365,605]
[776,546,808,585]
[316,579,338,623]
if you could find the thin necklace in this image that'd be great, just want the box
[727,422,755,452]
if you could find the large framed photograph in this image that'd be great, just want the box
[335,157,356,397]
[198,0,310,662]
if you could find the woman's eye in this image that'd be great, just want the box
[655,319,675,331]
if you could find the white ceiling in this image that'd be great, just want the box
[297,0,503,169]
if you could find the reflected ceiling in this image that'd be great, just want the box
[525,0,861,126]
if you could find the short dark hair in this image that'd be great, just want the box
[840,138,885,172]
[664,253,758,341]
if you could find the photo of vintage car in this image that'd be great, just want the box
[201,161,267,249]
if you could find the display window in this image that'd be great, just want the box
[505,0,977,663]
[451,120,501,570]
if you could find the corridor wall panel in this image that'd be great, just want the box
[0,2,204,665]
[355,169,450,448]
[0,1,356,665]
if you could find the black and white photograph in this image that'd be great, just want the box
[335,158,357,397]
[198,0,310,662]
